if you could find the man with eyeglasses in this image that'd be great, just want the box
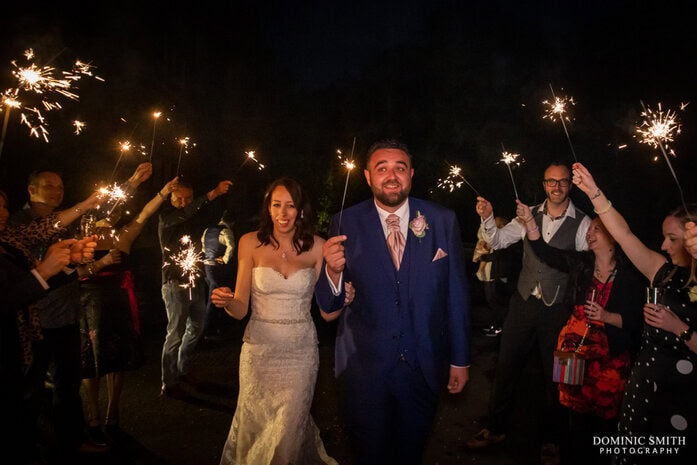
[466,162,591,465]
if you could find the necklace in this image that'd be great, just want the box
[281,249,292,260]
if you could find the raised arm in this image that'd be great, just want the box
[571,162,665,282]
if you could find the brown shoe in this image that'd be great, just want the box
[465,428,506,450]
[160,383,187,399]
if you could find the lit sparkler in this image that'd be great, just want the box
[336,137,357,233]
[149,111,161,162]
[636,101,689,216]
[232,150,266,179]
[542,84,578,162]
[499,146,524,200]
[176,137,190,176]
[73,120,85,134]
[166,235,203,299]
[0,48,103,159]
[437,162,481,196]
[110,141,132,183]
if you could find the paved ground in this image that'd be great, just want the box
[69,284,547,465]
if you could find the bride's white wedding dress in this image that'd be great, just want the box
[219,267,337,465]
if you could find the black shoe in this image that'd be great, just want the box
[465,428,506,450]
[160,383,187,399]
[87,426,109,447]
[77,440,111,455]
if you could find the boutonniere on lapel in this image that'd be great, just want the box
[688,285,697,303]
[409,211,429,242]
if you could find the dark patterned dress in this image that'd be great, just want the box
[557,275,632,419]
[617,263,697,464]
[80,251,144,378]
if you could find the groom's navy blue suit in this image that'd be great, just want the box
[315,197,471,464]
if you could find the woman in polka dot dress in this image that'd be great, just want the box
[572,162,697,464]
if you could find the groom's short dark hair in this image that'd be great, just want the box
[365,139,411,167]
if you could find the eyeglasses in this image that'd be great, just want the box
[543,178,571,188]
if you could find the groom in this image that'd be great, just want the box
[316,138,471,465]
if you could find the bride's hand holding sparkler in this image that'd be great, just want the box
[475,196,493,220]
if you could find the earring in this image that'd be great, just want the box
[300,211,304,219]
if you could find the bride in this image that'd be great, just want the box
[211,177,353,465]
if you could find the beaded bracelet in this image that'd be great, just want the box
[594,200,613,215]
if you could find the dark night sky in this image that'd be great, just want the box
[1,0,695,245]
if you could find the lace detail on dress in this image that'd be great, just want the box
[219,266,337,465]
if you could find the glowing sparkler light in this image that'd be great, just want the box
[232,150,267,179]
[168,235,203,299]
[636,101,690,217]
[437,163,480,196]
[498,148,524,200]
[73,120,85,134]
[0,48,103,158]
[542,84,578,162]
[176,137,190,176]
[110,141,132,183]
[336,138,357,233]
[636,102,682,156]
[149,111,161,162]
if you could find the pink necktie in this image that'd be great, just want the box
[386,214,405,270]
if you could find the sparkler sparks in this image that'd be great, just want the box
[176,137,190,176]
[336,137,357,234]
[166,235,203,299]
[73,120,86,134]
[0,48,103,157]
[498,148,524,200]
[232,150,266,179]
[437,162,481,196]
[636,101,690,216]
[542,84,578,162]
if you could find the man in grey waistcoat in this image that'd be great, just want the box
[466,162,591,464]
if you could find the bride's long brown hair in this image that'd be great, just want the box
[256,177,314,256]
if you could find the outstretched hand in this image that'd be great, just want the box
[475,196,493,220]
[571,162,598,197]
[128,162,153,189]
[515,199,533,223]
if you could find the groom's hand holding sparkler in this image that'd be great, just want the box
[323,235,347,287]
[475,196,493,220]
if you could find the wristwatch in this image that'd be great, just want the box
[679,327,693,342]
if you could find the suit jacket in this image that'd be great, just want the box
[315,197,471,394]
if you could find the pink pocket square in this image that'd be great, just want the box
[432,248,448,262]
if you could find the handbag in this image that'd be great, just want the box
[553,321,589,385]
[553,350,586,385]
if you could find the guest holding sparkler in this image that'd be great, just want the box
[8,165,147,461]
[473,215,521,337]
[572,162,697,464]
[80,171,178,443]
[315,139,471,465]
[158,177,232,399]
[1,188,99,465]
[516,200,644,465]
[210,177,351,465]
[466,162,591,465]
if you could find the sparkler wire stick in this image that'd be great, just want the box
[109,142,131,183]
[149,111,161,162]
[176,137,189,177]
[336,137,357,234]
[545,83,578,163]
[637,100,689,216]
[438,161,481,197]
[500,144,520,200]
